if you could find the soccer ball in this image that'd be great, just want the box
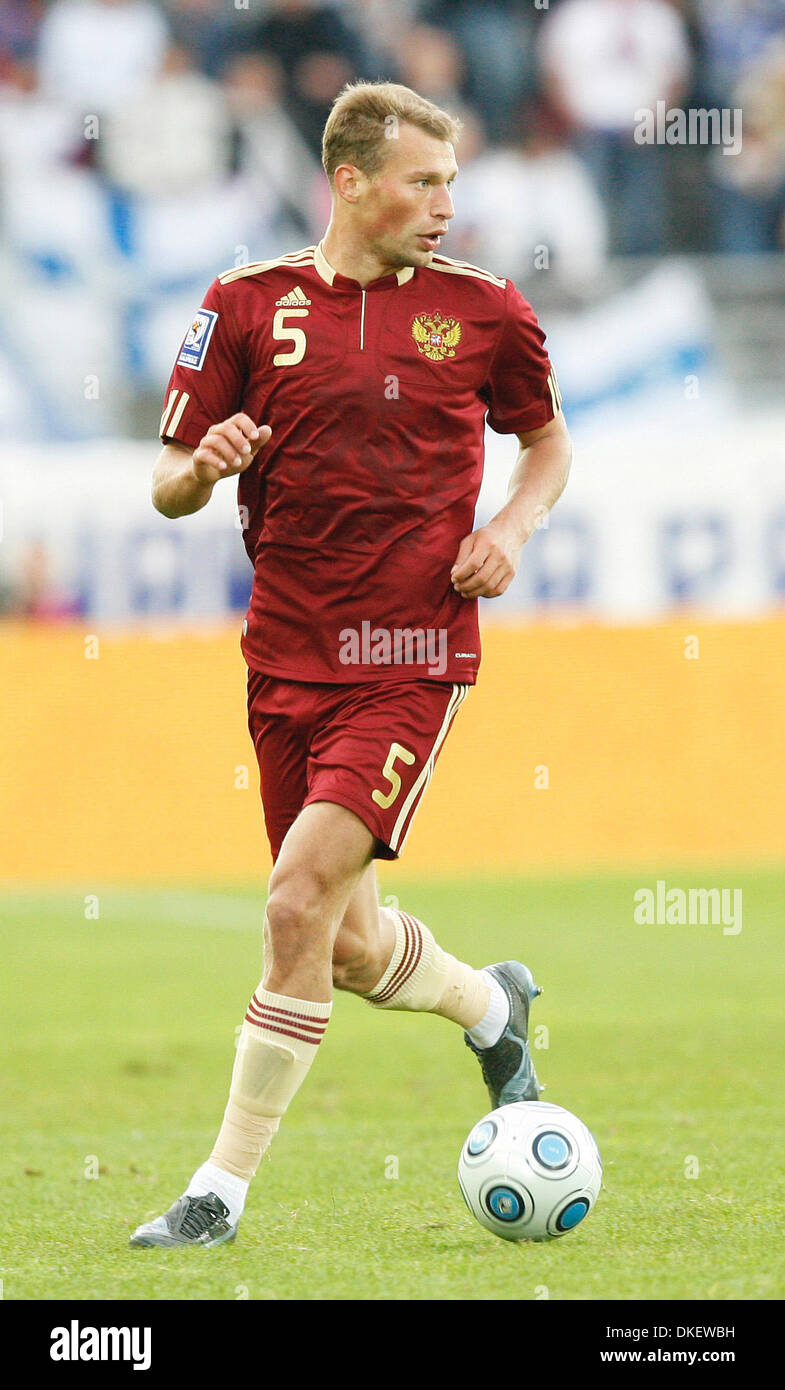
[457,1101,602,1242]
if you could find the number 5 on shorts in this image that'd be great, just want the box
[372,742,416,809]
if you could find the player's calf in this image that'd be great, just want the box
[331,901,398,994]
[357,908,543,1106]
[361,908,497,1028]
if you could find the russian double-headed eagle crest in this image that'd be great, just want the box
[411,311,462,362]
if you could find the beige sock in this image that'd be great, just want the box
[209,987,332,1182]
[365,910,490,1029]
[210,1103,281,1181]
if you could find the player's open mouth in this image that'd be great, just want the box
[418,234,442,250]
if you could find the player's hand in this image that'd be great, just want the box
[450,522,521,598]
[192,414,272,485]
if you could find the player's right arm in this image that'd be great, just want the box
[152,415,272,518]
[155,278,271,518]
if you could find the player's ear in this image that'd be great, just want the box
[333,164,366,204]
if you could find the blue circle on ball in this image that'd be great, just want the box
[486,1186,522,1222]
[533,1131,572,1169]
[467,1120,497,1156]
[557,1199,590,1231]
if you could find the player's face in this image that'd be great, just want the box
[360,124,457,269]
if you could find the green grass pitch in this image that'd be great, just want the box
[1,869,783,1302]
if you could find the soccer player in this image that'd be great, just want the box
[130,81,571,1248]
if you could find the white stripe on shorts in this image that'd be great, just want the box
[388,683,469,853]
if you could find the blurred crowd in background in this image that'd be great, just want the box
[2,0,785,282]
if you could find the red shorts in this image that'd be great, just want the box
[247,671,470,861]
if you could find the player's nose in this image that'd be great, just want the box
[431,185,455,221]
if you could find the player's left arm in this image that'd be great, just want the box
[451,410,572,598]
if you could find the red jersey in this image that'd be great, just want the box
[159,241,561,684]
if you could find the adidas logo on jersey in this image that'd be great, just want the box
[275,286,312,307]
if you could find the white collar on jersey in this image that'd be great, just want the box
[314,239,415,288]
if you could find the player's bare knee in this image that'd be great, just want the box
[264,884,334,965]
[265,893,325,945]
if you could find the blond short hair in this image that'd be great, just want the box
[322,80,461,184]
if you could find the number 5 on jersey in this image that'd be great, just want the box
[372,742,416,809]
[272,308,308,366]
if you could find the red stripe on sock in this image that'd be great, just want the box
[372,911,424,1003]
[400,912,425,984]
[371,913,414,1002]
[249,995,330,1026]
[245,1003,328,1040]
[243,1012,326,1046]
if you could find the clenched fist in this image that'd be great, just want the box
[192,413,272,485]
[450,521,521,598]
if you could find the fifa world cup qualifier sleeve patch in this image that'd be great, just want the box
[177,308,219,371]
